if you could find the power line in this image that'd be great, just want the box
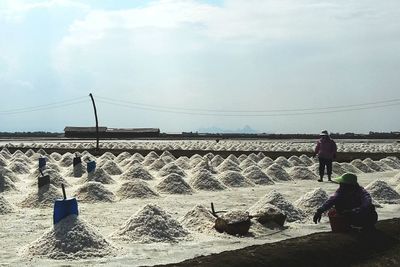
[0,99,88,115]
[96,95,400,113]
[0,96,87,114]
[96,98,400,117]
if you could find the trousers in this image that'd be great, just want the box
[319,157,333,178]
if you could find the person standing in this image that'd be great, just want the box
[314,130,337,182]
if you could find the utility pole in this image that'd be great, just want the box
[89,93,99,151]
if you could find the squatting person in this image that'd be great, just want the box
[314,130,337,182]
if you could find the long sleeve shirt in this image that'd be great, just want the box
[315,137,337,159]
[318,185,373,214]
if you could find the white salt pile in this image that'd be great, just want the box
[391,172,400,185]
[148,158,166,172]
[332,162,346,176]
[216,159,241,173]
[0,173,17,192]
[217,171,254,188]
[274,156,293,168]
[131,153,145,162]
[50,152,62,161]
[115,152,132,163]
[299,155,313,166]
[113,204,189,243]
[84,168,115,184]
[116,180,159,199]
[249,190,305,222]
[179,205,216,233]
[226,154,240,165]
[20,184,62,208]
[239,158,257,170]
[294,188,329,215]
[238,154,247,162]
[192,160,216,174]
[0,166,18,182]
[25,149,36,157]
[59,153,74,167]
[242,166,274,185]
[248,153,260,162]
[25,215,115,259]
[257,157,275,169]
[101,161,123,176]
[174,157,191,170]
[8,161,30,175]
[30,169,70,188]
[379,158,400,169]
[161,155,175,164]
[0,195,14,214]
[121,164,154,181]
[340,163,361,174]
[142,152,159,166]
[0,155,7,167]
[158,162,186,177]
[265,164,292,181]
[288,156,306,166]
[75,182,115,203]
[189,154,205,168]
[351,159,373,173]
[363,158,383,172]
[190,170,226,191]
[156,173,193,194]
[288,166,318,180]
[365,180,400,204]
[375,161,393,171]
[211,155,224,167]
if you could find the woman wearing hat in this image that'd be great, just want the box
[314,130,337,182]
[313,173,378,230]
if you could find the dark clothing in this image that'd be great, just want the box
[315,137,337,159]
[318,157,333,177]
[318,184,378,228]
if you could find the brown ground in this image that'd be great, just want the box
[154,218,400,267]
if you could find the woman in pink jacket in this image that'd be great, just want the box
[314,130,337,182]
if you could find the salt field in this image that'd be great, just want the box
[1,141,400,266]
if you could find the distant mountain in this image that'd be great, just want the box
[196,125,259,134]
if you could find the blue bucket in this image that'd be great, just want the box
[87,161,96,173]
[73,157,82,167]
[53,198,79,224]
[39,157,46,169]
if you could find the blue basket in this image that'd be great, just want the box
[87,161,96,173]
[38,157,46,169]
[53,198,79,224]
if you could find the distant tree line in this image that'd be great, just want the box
[0,132,63,137]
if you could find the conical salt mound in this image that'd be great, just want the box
[248,153,260,162]
[148,158,166,172]
[174,157,191,170]
[116,180,159,199]
[59,153,74,167]
[365,180,400,204]
[0,166,19,182]
[161,155,175,164]
[158,162,186,177]
[156,174,193,194]
[226,154,240,165]
[0,195,14,214]
[25,215,115,259]
[20,184,63,208]
[0,148,11,160]
[83,168,115,184]
[113,204,189,243]
[25,149,36,157]
[390,172,400,185]
[299,155,313,166]
[121,164,154,181]
[0,155,7,167]
[242,166,274,185]
[8,161,30,174]
[192,160,216,174]
[380,157,400,169]
[340,163,362,174]
[239,158,257,170]
[30,169,70,188]
[216,159,241,173]
[351,159,373,173]
[274,156,293,168]
[211,155,224,167]
[75,182,115,203]
[0,173,17,192]
[237,154,247,162]
[258,157,274,169]
[190,170,226,191]
[50,152,62,161]
[179,205,216,233]
[249,190,305,222]
[332,162,346,176]
[217,171,254,187]
[288,156,306,166]
[142,152,159,166]
[375,161,393,171]
[265,164,292,181]
[115,152,132,163]
[100,160,123,175]
[362,158,383,172]
[294,188,328,215]
[288,166,318,180]
[131,153,145,162]
[189,154,204,168]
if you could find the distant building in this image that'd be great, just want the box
[64,127,160,138]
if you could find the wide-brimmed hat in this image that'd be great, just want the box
[320,130,329,136]
[334,173,358,185]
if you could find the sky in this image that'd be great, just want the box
[0,0,399,134]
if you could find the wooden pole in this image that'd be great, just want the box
[89,93,99,151]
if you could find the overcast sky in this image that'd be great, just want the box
[0,0,399,134]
